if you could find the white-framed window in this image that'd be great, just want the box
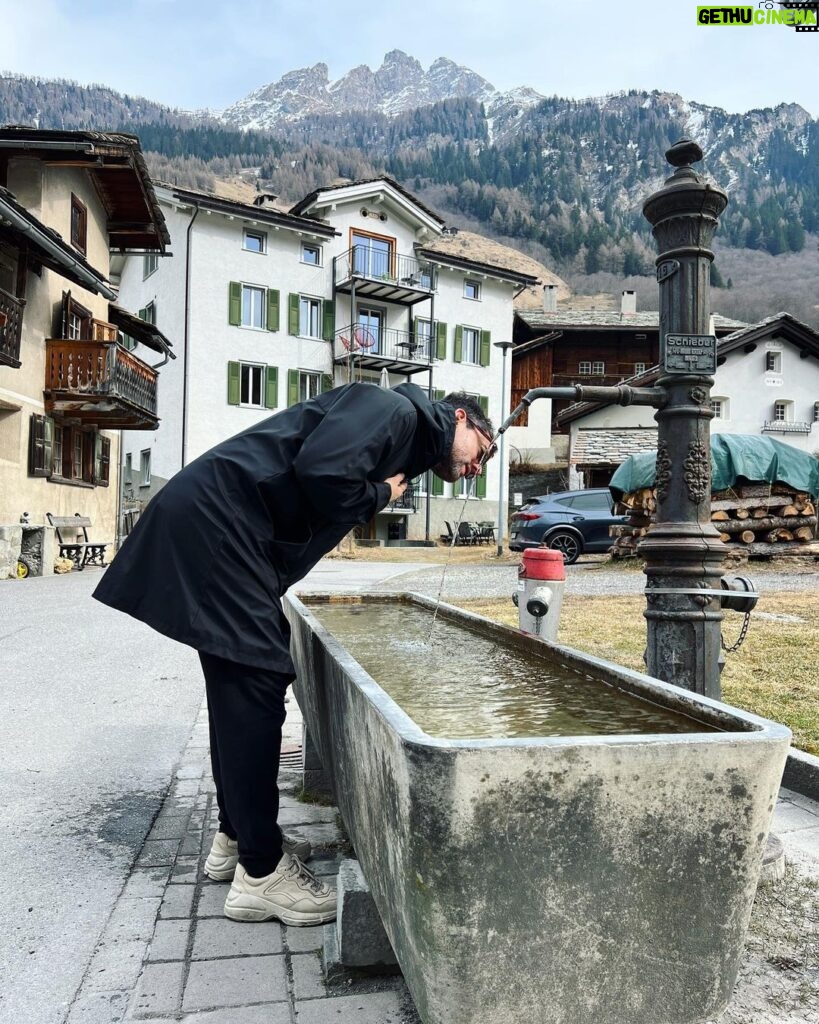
[578,361,592,375]
[634,362,647,375]
[414,318,432,358]
[301,243,321,266]
[240,363,265,408]
[773,400,792,422]
[299,370,321,402]
[766,351,782,374]
[710,397,729,419]
[592,361,605,375]
[462,327,480,364]
[299,296,322,339]
[140,449,151,487]
[464,279,481,300]
[143,253,159,278]
[243,229,267,254]
[242,285,266,329]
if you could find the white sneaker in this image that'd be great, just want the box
[204,830,312,881]
[224,853,337,925]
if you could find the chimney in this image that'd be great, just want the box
[621,290,637,315]
[542,284,558,313]
[253,193,279,208]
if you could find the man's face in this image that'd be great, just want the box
[433,409,495,483]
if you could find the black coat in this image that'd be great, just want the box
[93,383,454,670]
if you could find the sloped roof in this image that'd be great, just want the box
[0,185,116,298]
[716,311,819,358]
[0,125,170,251]
[290,175,446,225]
[162,183,338,237]
[571,428,658,467]
[516,308,748,332]
[417,246,538,286]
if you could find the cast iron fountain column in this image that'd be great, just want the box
[640,140,729,699]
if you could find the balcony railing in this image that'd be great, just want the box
[333,324,432,371]
[388,479,419,513]
[45,333,158,428]
[333,246,436,305]
[763,420,813,435]
[0,285,25,368]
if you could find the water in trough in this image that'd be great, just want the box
[312,602,717,740]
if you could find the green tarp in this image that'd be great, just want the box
[609,434,819,500]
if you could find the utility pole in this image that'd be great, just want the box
[493,341,514,557]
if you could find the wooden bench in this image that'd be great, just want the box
[46,513,109,570]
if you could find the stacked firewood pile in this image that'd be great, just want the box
[610,482,818,558]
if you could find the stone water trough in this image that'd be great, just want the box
[284,592,790,1024]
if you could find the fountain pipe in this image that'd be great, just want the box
[496,384,667,437]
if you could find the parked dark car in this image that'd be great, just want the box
[509,488,628,564]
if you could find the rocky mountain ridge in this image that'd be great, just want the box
[220,49,531,129]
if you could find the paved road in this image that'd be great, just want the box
[0,559,429,1024]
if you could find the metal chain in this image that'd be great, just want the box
[721,610,752,653]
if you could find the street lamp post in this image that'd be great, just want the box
[494,341,515,557]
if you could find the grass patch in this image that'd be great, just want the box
[453,591,819,756]
[295,786,336,806]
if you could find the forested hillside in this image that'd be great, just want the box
[2,71,817,327]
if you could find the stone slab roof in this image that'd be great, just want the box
[517,309,748,331]
[571,428,658,466]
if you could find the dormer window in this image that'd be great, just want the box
[70,194,87,254]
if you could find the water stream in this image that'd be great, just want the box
[312,602,718,740]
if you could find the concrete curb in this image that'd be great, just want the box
[783,748,819,803]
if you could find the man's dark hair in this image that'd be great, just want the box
[440,392,494,439]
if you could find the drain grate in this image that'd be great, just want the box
[280,743,303,769]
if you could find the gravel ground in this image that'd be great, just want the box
[371,556,819,600]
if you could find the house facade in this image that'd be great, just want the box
[0,127,171,567]
[556,312,819,488]
[118,177,536,543]
[510,289,746,462]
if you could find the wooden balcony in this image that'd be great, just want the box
[0,286,24,368]
[45,334,159,429]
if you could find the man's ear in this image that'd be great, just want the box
[453,407,467,424]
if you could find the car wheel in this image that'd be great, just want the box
[546,530,581,565]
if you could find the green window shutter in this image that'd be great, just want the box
[228,282,242,326]
[475,472,487,499]
[321,373,334,393]
[454,325,463,363]
[227,361,240,405]
[264,366,279,409]
[434,388,445,402]
[478,395,489,416]
[137,306,146,321]
[287,369,300,406]
[479,330,491,366]
[435,321,447,360]
[288,293,300,336]
[266,289,280,332]
[93,433,103,483]
[322,301,335,342]
[431,472,444,496]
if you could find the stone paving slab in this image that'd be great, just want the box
[191,917,283,959]
[182,955,288,1012]
[293,988,407,1023]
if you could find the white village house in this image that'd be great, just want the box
[554,312,819,488]
[115,177,536,543]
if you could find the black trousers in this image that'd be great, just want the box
[199,651,293,878]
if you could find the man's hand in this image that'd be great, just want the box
[385,473,408,501]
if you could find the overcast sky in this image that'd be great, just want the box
[3,0,818,118]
